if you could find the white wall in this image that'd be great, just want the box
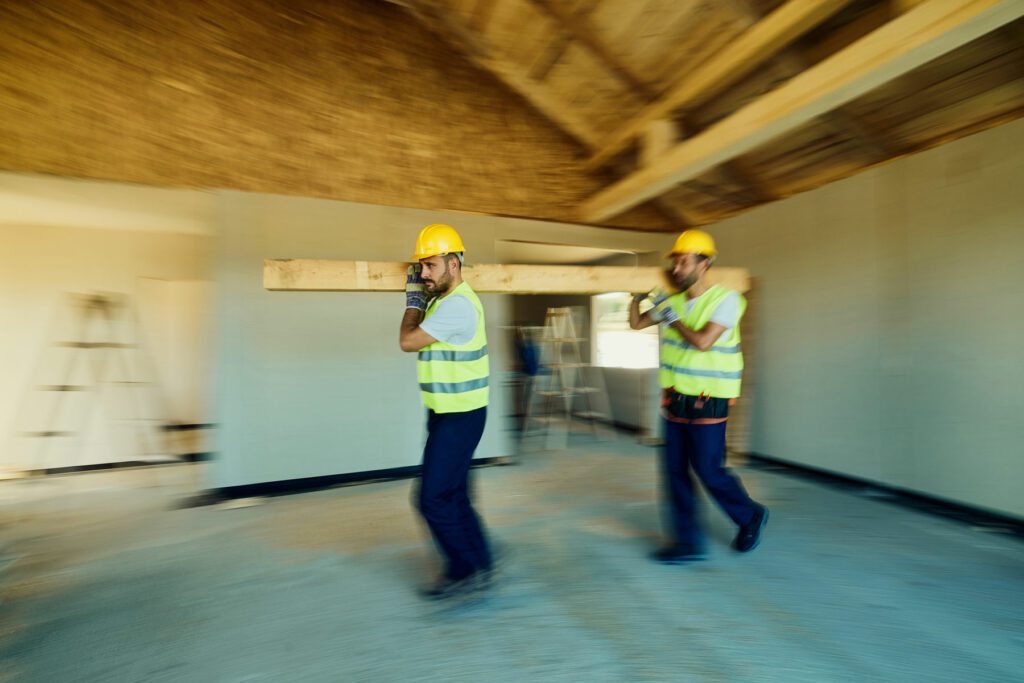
[0,174,215,470]
[711,119,1024,519]
[0,173,675,481]
[209,192,673,489]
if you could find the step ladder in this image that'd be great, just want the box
[521,306,612,448]
[12,292,174,474]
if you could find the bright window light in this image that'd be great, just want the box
[591,293,659,369]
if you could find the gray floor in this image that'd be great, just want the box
[2,437,1023,682]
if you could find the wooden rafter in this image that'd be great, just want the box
[525,0,657,99]
[584,0,856,171]
[800,1,898,63]
[578,0,1024,223]
[471,0,499,31]
[527,0,602,81]
[724,0,911,158]
[399,0,697,227]
[676,115,781,203]
[399,0,603,147]
[524,0,781,215]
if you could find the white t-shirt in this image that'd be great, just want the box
[420,294,478,346]
[684,289,741,330]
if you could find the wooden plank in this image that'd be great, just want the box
[264,259,751,294]
[579,0,1024,222]
[585,0,855,170]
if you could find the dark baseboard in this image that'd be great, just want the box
[41,455,210,475]
[745,452,1024,539]
[206,455,515,504]
[161,423,215,432]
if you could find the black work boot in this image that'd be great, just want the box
[419,572,480,600]
[733,505,769,553]
[650,544,707,564]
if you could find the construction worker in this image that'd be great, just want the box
[399,223,494,598]
[630,229,768,564]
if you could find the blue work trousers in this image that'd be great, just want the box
[417,407,491,580]
[662,418,758,548]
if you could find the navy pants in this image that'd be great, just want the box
[662,418,758,548]
[417,407,491,580]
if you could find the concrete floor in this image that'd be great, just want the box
[2,437,1023,682]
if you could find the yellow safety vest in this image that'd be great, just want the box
[658,285,746,399]
[417,282,489,413]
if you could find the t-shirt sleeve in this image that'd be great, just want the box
[708,291,741,330]
[419,295,479,346]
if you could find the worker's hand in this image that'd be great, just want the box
[648,288,670,308]
[650,298,679,325]
[632,292,647,303]
[405,264,429,311]
[656,302,680,326]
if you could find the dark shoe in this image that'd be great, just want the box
[734,505,768,553]
[419,573,480,600]
[650,544,706,564]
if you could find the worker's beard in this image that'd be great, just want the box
[671,269,699,292]
[424,268,453,294]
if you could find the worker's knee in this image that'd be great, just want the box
[417,487,445,518]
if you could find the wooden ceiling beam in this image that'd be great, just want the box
[529,33,572,80]
[578,0,1024,222]
[799,2,897,63]
[676,115,781,203]
[584,0,856,171]
[401,0,603,147]
[525,0,658,100]
[526,0,602,81]
[472,0,499,31]
[527,0,780,214]
[399,0,685,228]
[769,51,911,158]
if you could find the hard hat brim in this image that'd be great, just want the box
[665,249,718,258]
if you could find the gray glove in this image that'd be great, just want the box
[650,298,679,325]
[405,265,429,311]
[648,288,670,308]
[658,304,680,325]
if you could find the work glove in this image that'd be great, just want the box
[405,264,429,311]
[650,293,679,325]
[657,303,680,326]
[648,288,670,308]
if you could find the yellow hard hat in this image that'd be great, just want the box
[410,223,466,261]
[666,229,717,258]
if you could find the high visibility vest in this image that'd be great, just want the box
[658,285,746,399]
[417,282,489,413]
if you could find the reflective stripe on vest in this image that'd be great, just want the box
[416,282,489,413]
[662,338,741,354]
[417,346,489,362]
[658,285,746,399]
[419,377,490,394]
